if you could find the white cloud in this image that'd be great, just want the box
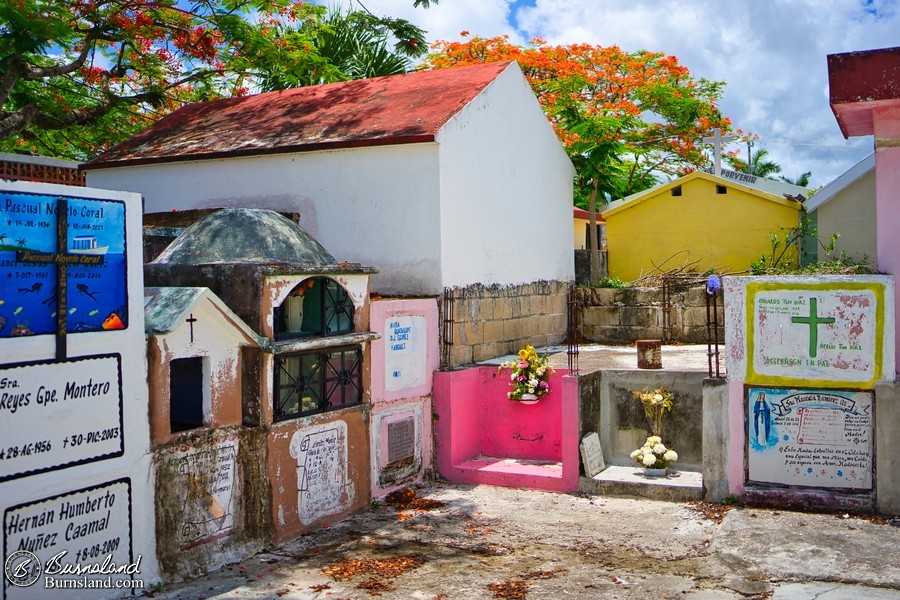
[355,0,898,186]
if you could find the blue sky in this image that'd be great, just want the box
[338,0,900,188]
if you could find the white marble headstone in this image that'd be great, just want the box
[580,432,606,477]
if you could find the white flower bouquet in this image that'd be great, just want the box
[630,436,678,469]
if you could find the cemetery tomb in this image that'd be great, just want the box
[0,180,159,598]
[368,299,439,496]
[724,275,894,509]
[143,208,379,542]
[144,286,268,580]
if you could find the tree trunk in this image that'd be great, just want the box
[588,176,601,283]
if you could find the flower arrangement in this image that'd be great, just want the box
[498,344,555,401]
[630,436,678,470]
[633,386,674,436]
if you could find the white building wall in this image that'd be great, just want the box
[86,145,443,295]
[436,62,575,288]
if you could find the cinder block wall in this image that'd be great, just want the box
[578,286,724,344]
[447,280,569,366]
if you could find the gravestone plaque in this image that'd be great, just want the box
[580,432,606,477]
[3,478,135,599]
[747,387,873,489]
[0,193,128,346]
[384,315,426,392]
[387,418,416,464]
[0,354,124,482]
[745,281,887,388]
[290,422,354,526]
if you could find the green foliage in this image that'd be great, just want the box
[720,494,740,506]
[592,276,629,289]
[780,171,813,187]
[258,9,427,91]
[727,148,782,178]
[750,212,871,275]
[0,0,430,159]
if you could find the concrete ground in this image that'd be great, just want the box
[151,482,900,600]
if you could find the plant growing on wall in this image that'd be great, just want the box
[498,344,555,401]
[749,211,866,275]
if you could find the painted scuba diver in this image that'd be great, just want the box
[76,283,99,302]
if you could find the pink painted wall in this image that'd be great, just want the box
[368,299,439,497]
[727,380,746,496]
[434,366,579,492]
[369,299,439,403]
[479,368,567,461]
[874,106,900,371]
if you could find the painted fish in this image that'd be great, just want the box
[89,309,99,316]
[102,313,125,330]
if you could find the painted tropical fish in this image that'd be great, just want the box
[102,313,125,330]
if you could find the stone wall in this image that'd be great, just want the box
[578,286,724,344]
[574,249,608,285]
[447,280,569,366]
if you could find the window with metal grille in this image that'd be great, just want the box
[275,277,354,340]
[274,346,362,421]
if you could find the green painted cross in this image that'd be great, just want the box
[791,297,835,358]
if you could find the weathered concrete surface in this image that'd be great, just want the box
[580,465,704,502]
[150,482,900,599]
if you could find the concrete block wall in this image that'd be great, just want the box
[578,286,725,344]
[448,280,569,366]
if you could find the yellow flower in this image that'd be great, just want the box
[518,349,528,360]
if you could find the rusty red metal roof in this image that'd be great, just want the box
[828,46,900,138]
[573,207,604,222]
[85,62,514,169]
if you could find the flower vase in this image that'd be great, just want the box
[643,467,668,477]
[519,393,540,405]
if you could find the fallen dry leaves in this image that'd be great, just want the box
[487,580,532,599]
[487,567,567,598]
[686,501,733,523]
[385,488,446,511]
[321,555,424,596]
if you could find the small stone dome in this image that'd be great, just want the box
[152,208,337,266]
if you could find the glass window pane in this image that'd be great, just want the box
[324,348,361,408]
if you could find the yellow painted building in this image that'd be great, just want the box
[602,171,802,281]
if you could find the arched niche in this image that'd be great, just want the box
[275,277,355,340]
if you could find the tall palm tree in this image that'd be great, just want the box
[727,148,782,178]
[780,171,812,187]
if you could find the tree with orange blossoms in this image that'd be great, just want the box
[427,35,741,200]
